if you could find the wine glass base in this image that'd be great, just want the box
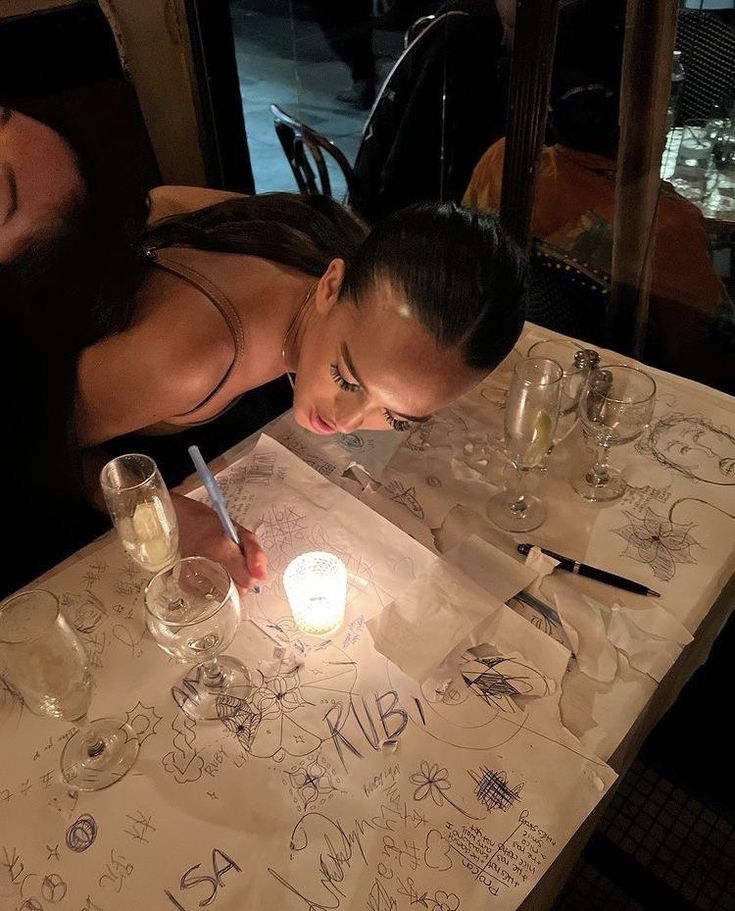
[573,468,626,502]
[486,491,547,532]
[180,656,254,722]
[61,717,140,791]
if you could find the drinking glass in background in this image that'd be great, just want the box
[526,340,599,456]
[144,557,251,721]
[101,454,179,573]
[486,357,563,532]
[714,137,735,210]
[0,589,139,790]
[573,365,656,502]
[671,119,715,203]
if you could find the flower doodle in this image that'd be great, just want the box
[613,507,700,581]
[409,761,483,820]
[433,891,461,911]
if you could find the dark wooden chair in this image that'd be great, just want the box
[269,103,355,201]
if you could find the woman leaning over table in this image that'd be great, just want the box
[0,106,527,595]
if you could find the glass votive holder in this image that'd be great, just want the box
[283,552,347,636]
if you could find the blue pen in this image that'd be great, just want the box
[188,445,261,594]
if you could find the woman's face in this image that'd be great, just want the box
[0,107,85,261]
[293,260,487,435]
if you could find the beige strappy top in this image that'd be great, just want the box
[140,247,247,435]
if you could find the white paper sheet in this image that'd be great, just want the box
[0,435,615,911]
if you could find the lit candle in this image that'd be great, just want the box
[283,552,347,636]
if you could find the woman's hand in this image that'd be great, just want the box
[172,492,267,592]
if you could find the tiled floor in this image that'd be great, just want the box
[229,0,404,197]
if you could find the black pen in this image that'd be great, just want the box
[517,543,660,597]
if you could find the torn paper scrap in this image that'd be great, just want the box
[367,560,503,683]
[444,534,538,604]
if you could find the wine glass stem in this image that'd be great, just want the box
[588,442,611,486]
[202,657,226,690]
[507,463,531,515]
[77,715,106,759]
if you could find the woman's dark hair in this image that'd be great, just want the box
[341,202,527,371]
[145,192,369,277]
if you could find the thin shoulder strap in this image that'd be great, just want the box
[148,247,246,417]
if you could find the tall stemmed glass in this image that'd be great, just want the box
[573,365,656,502]
[0,589,139,791]
[144,557,252,721]
[527,339,599,456]
[486,357,563,532]
[100,454,179,573]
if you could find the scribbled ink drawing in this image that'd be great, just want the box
[309,525,396,612]
[216,654,357,762]
[124,701,163,744]
[61,587,106,636]
[510,591,573,655]
[161,713,204,783]
[613,506,700,582]
[112,624,144,658]
[227,452,278,486]
[622,482,672,509]
[638,413,735,485]
[424,829,453,871]
[257,504,308,570]
[410,761,484,820]
[432,890,462,911]
[406,420,434,452]
[40,872,67,903]
[480,386,508,410]
[339,432,365,451]
[277,434,336,477]
[124,810,156,844]
[461,654,550,714]
[216,695,261,752]
[283,755,342,810]
[468,767,523,813]
[65,814,98,852]
[19,899,43,911]
[383,479,426,520]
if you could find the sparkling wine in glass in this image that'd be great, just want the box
[486,357,563,532]
[573,364,656,502]
[100,453,179,573]
[145,556,252,721]
[527,339,599,455]
[0,589,139,791]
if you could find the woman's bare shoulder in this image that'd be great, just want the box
[147,185,247,225]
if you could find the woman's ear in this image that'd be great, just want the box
[316,258,345,314]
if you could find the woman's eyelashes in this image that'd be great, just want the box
[329,363,412,432]
[329,363,360,393]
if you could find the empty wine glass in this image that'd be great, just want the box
[144,556,252,721]
[527,339,599,455]
[101,453,179,573]
[486,357,563,532]
[573,364,656,502]
[0,589,139,791]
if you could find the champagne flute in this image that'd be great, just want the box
[144,557,252,721]
[486,357,563,532]
[573,364,656,502]
[0,589,139,791]
[100,453,179,573]
[527,340,600,455]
